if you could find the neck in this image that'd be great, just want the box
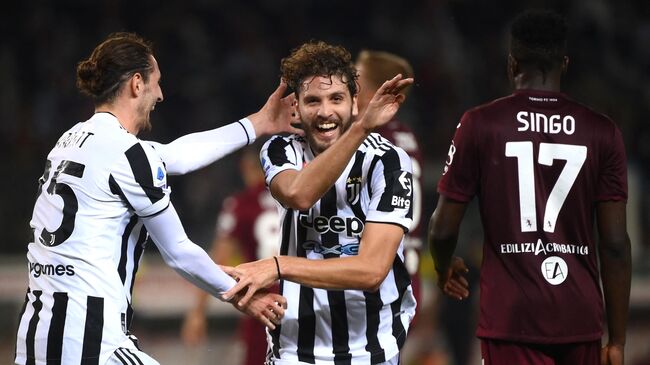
[513,70,562,92]
[95,103,139,135]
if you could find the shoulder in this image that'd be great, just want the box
[364,133,411,170]
[462,94,517,122]
[262,134,305,149]
[376,119,421,155]
[566,97,618,128]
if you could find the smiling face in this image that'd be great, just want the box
[135,55,164,132]
[296,74,358,155]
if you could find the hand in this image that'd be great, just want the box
[180,308,207,346]
[247,80,304,137]
[601,343,624,365]
[437,256,469,300]
[221,258,279,306]
[357,74,414,132]
[229,289,287,330]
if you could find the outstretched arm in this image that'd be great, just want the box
[223,222,405,306]
[270,75,413,210]
[149,80,303,175]
[181,235,239,346]
[428,194,470,300]
[142,204,285,329]
[596,200,631,365]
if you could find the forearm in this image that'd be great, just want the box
[599,234,631,345]
[275,122,370,209]
[143,205,237,298]
[428,210,459,274]
[151,119,255,175]
[277,255,385,291]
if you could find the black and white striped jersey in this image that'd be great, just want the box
[260,133,417,364]
[15,113,170,365]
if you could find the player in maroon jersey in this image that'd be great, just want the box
[355,50,423,300]
[428,10,630,365]
[181,146,280,365]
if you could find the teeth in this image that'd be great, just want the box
[318,122,336,131]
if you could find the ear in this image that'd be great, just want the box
[351,94,359,118]
[129,72,145,97]
[507,54,517,82]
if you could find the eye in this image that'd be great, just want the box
[331,94,344,103]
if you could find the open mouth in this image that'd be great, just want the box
[316,122,337,132]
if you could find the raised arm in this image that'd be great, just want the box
[149,80,302,175]
[596,200,631,365]
[269,75,413,210]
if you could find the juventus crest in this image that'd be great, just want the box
[346,176,362,205]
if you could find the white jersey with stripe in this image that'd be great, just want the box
[15,112,252,365]
[260,133,417,364]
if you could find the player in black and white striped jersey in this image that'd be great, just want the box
[223,41,416,365]
[14,32,300,365]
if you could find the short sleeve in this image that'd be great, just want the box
[109,142,171,217]
[260,135,301,186]
[437,111,480,202]
[366,148,414,232]
[596,123,627,202]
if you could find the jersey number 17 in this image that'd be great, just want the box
[505,142,587,233]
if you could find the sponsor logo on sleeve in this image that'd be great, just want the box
[391,171,412,209]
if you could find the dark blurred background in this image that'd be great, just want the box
[1,1,649,364]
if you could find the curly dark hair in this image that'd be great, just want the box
[280,41,358,97]
[76,32,154,105]
[510,10,567,74]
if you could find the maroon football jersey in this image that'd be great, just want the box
[216,182,280,262]
[215,182,280,365]
[378,119,423,302]
[438,90,627,343]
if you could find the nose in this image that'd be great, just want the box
[157,88,164,103]
[316,102,332,119]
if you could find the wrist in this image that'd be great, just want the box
[273,256,282,280]
[351,119,373,136]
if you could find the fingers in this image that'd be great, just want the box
[236,285,256,307]
[220,265,236,278]
[270,294,288,309]
[257,311,276,330]
[376,74,414,96]
[271,79,288,100]
[222,279,247,301]
[444,279,469,300]
[375,74,403,96]
[438,264,470,300]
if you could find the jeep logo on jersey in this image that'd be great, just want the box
[541,256,568,285]
[299,211,364,237]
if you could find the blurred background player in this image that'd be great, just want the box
[355,49,423,304]
[355,50,448,365]
[429,10,630,365]
[181,145,280,365]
